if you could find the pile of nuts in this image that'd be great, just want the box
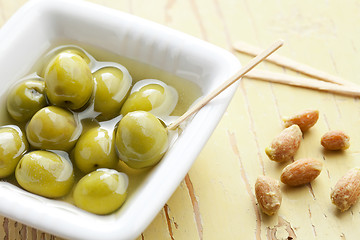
[255,110,360,215]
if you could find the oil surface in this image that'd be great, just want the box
[0,43,203,209]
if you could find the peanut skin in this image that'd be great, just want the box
[321,130,350,150]
[280,158,323,186]
[255,175,282,215]
[283,110,319,132]
[331,167,360,211]
[265,125,302,162]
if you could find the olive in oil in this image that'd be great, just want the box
[0,43,203,209]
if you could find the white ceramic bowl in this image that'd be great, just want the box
[0,0,241,239]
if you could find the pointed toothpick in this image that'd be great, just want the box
[167,39,284,131]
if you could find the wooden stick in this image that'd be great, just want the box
[245,69,360,97]
[233,41,359,88]
[166,39,284,131]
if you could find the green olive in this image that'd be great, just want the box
[0,126,29,178]
[120,81,178,117]
[115,111,168,169]
[62,48,91,65]
[39,48,91,78]
[44,51,93,110]
[73,168,128,214]
[6,79,47,122]
[93,67,131,121]
[15,150,74,198]
[26,106,80,152]
[73,127,118,173]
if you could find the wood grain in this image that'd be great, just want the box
[1,0,360,239]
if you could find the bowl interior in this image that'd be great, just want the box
[0,0,241,239]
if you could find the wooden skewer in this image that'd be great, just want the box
[245,69,360,97]
[166,39,284,131]
[233,41,359,89]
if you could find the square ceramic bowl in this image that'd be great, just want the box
[0,0,241,239]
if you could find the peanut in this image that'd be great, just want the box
[283,110,319,132]
[321,130,350,150]
[280,158,322,186]
[265,125,302,162]
[255,175,282,215]
[331,167,360,211]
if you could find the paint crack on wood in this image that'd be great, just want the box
[164,204,175,240]
[240,80,266,175]
[174,220,179,229]
[269,83,284,128]
[266,216,297,240]
[331,94,342,119]
[227,130,262,240]
[185,174,203,240]
[32,227,37,240]
[213,0,233,52]
[20,223,27,240]
[189,0,208,41]
[164,0,176,24]
[306,183,316,200]
[41,232,46,240]
[308,205,317,237]
[3,217,8,240]
[322,113,331,131]
[326,169,331,180]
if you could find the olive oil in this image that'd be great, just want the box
[0,43,203,210]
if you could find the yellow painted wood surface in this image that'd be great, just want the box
[1,0,360,239]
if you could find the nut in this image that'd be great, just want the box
[321,130,350,150]
[255,175,282,215]
[280,158,322,186]
[283,110,319,132]
[331,167,360,211]
[265,125,302,162]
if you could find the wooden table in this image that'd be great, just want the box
[1,0,360,239]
